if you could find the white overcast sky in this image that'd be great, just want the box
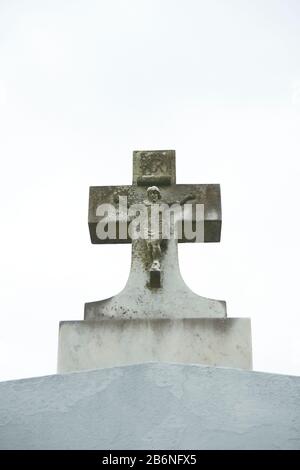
[0,0,300,381]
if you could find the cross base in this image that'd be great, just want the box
[57,318,252,373]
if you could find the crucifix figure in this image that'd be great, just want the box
[142,185,197,286]
[86,150,226,319]
[144,186,163,273]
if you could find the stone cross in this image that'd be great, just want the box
[86,150,226,320]
[58,149,252,373]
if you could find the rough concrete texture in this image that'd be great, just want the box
[58,318,252,373]
[0,363,299,450]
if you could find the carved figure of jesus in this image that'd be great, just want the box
[144,186,195,272]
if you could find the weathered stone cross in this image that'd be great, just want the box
[58,149,253,373]
[85,150,226,319]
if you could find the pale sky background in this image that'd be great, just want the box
[0,0,300,381]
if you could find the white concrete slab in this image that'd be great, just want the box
[0,363,299,449]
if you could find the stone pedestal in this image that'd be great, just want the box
[57,318,252,373]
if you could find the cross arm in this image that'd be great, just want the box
[88,185,133,244]
[88,183,222,244]
[162,184,222,243]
